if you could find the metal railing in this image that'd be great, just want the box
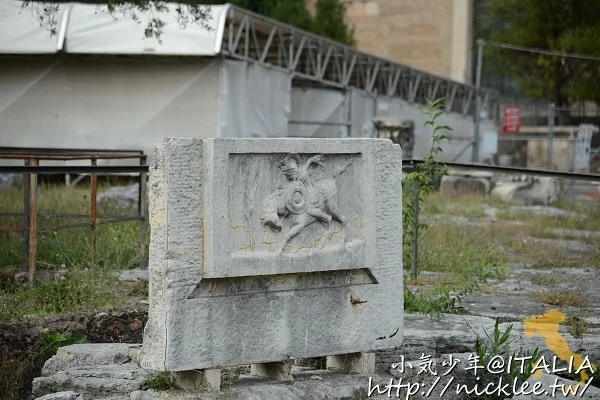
[0,147,148,283]
[500,101,600,127]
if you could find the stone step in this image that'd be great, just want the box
[33,344,146,399]
[42,344,142,377]
[34,365,147,399]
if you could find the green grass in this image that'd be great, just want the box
[418,222,508,284]
[422,192,600,269]
[565,316,590,338]
[496,195,600,233]
[139,371,173,391]
[407,191,600,316]
[1,183,597,322]
[529,273,560,286]
[0,183,147,323]
[0,184,146,270]
[533,291,591,308]
[405,193,510,316]
[422,191,510,218]
[0,270,127,322]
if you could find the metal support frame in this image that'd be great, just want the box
[472,39,485,163]
[346,88,354,137]
[547,103,555,170]
[0,147,148,283]
[410,180,419,280]
[27,159,38,283]
[90,158,97,266]
[221,6,501,123]
[138,155,148,268]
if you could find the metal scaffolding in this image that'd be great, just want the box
[220,5,501,123]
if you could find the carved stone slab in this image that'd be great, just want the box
[141,138,403,371]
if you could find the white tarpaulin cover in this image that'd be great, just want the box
[0,0,227,55]
[0,57,222,162]
[0,0,70,53]
[220,59,290,138]
[289,88,346,138]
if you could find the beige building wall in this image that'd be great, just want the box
[307,0,473,83]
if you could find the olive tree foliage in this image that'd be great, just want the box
[482,0,600,107]
[20,0,354,45]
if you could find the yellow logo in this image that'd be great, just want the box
[524,309,597,392]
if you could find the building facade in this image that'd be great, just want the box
[310,0,475,84]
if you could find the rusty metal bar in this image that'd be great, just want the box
[0,154,144,160]
[0,146,143,154]
[139,155,148,268]
[0,226,27,232]
[37,222,100,231]
[22,159,30,273]
[0,219,141,231]
[34,217,143,232]
[0,165,147,174]
[402,160,600,182]
[1,212,89,218]
[27,158,38,284]
[90,158,97,267]
[410,180,419,280]
[97,217,143,225]
[1,213,143,221]
[48,219,142,231]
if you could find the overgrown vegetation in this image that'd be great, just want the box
[473,319,540,400]
[565,316,589,339]
[403,286,470,318]
[39,331,87,359]
[401,99,505,317]
[0,330,87,400]
[534,291,591,308]
[403,98,450,277]
[0,182,146,323]
[400,99,599,318]
[140,371,173,391]
[0,183,144,270]
[0,270,127,322]
[529,273,559,286]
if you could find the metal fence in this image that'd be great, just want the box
[501,101,600,127]
[496,104,600,175]
[0,147,148,283]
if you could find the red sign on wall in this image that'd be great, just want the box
[502,105,521,134]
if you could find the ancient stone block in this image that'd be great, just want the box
[141,138,403,372]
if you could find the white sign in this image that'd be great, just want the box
[482,131,498,155]
[574,124,595,171]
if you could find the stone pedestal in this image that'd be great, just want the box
[250,361,294,381]
[326,353,375,374]
[172,369,221,392]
